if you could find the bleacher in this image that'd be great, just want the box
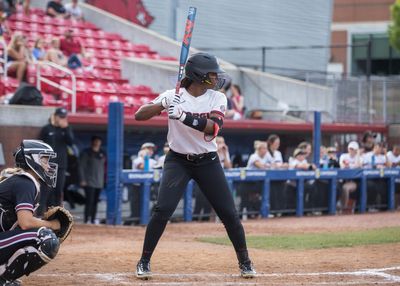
[1,5,176,115]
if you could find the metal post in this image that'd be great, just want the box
[106,102,124,225]
[260,178,270,218]
[261,47,266,72]
[296,179,304,217]
[388,177,395,211]
[357,79,362,123]
[366,35,372,123]
[328,179,337,215]
[366,35,372,80]
[383,80,387,124]
[184,180,193,222]
[140,181,151,225]
[313,111,321,166]
[359,176,367,213]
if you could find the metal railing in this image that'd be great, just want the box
[0,39,7,80]
[36,61,77,113]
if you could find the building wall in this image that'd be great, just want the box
[333,0,392,22]
[330,0,393,74]
[143,0,333,73]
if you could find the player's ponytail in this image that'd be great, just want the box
[0,168,24,182]
[180,77,193,89]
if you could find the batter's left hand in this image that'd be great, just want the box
[168,104,186,121]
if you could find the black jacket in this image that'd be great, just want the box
[40,123,74,169]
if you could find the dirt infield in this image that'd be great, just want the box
[24,211,400,285]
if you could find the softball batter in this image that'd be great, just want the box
[134,52,256,279]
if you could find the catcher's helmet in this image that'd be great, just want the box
[185,52,225,86]
[14,140,58,188]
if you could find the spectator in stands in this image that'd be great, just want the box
[79,136,106,224]
[338,141,362,213]
[217,136,232,169]
[362,142,391,210]
[229,84,244,118]
[361,130,376,154]
[46,0,69,18]
[247,141,268,169]
[65,0,84,21]
[59,29,85,69]
[265,134,287,169]
[38,107,74,215]
[6,32,28,82]
[0,2,9,37]
[289,148,316,170]
[289,147,318,213]
[265,134,288,214]
[326,147,340,168]
[298,141,312,160]
[32,37,46,62]
[45,38,68,67]
[387,144,400,167]
[238,141,268,219]
[362,142,391,169]
[129,142,157,225]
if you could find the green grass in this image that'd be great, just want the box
[198,227,400,250]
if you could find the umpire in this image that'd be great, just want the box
[38,107,74,215]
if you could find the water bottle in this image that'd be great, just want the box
[323,155,329,170]
[144,154,150,171]
[371,154,376,169]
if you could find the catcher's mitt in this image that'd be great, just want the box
[43,206,73,243]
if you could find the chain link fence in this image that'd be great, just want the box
[305,75,400,124]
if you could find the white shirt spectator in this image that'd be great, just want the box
[132,156,157,171]
[265,150,283,165]
[387,151,400,167]
[339,153,362,169]
[65,2,83,19]
[289,158,308,169]
[154,154,166,169]
[246,153,268,169]
[362,152,386,168]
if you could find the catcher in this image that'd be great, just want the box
[0,140,73,286]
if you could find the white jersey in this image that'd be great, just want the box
[153,88,227,154]
[387,151,400,166]
[132,156,157,171]
[289,158,308,169]
[361,152,386,168]
[339,153,362,169]
[246,153,267,169]
[265,150,283,165]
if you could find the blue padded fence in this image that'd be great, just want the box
[120,168,400,225]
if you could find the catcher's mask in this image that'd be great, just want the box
[184,52,227,89]
[14,140,58,188]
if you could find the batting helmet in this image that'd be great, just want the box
[14,140,58,187]
[185,52,225,85]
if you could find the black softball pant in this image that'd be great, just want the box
[140,151,250,264]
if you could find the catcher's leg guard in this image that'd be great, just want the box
[0,228,59,281]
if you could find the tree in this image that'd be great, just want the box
[389,0,400,52]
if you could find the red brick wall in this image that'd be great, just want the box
[333,0,392,23]
[331,30,348,68]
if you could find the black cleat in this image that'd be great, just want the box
[135,259,152,280]
[239,261,257,278]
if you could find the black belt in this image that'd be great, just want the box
[170,149,217,162]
